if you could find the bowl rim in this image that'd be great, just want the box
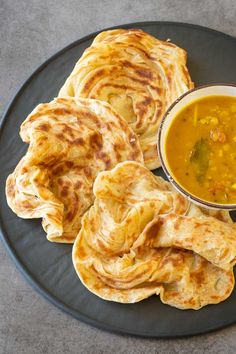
[157,83,236,210]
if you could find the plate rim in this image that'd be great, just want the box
[1,21,236,339]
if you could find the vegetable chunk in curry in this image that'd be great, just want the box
[165,95,236,204]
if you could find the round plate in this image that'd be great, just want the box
[1,22,236,338]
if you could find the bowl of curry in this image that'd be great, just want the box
[158,84,236,210]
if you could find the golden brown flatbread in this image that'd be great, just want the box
[59,29,194,169]
[6,98,143,243]
[73,161,235,309]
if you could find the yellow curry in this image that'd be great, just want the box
[165,95,236,204]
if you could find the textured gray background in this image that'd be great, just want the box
[1,0,236,353]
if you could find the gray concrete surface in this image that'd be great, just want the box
[1,0,236,353]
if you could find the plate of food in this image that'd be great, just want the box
[1,21,236,338]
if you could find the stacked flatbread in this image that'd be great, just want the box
[59,29,194,169]
[6,28,236,310]
[73,161,236,309]
[6,98,143,242]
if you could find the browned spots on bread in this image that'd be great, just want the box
[62,125,75,139]
[160,253,184,268]
[191,270,205,285]
[22,200,33,209]
[126,218,131,225]
[89,132,103,150]
[65,161,74,168]
[135,69,153,80]
[78,245,87,258]
[38,123,51,131]
[166,291,179,298]
[61,186,69,198]
[211,295,220,300]
[145,220,159,241]
[75,181,82,189]
[95,151,111,168]
[84,167,92,178]
[22,167,28,173]
[183,298,196,306]
[174,219,181,231]
[56,133,64,140]
[50,107,76,116]
[6,178,15,198]
[66,210,75,222]
[83,68,106,91]
[73,137,84,145]
[86,152,93,159]
[57,177,63,186]
[52,165,64,175]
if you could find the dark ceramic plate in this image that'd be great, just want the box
[1,22,236,338]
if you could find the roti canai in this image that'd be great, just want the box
[73,161,236,309]
[59,29,194,169]
[6,98,143,243]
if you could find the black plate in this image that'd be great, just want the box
[1,22,236,338]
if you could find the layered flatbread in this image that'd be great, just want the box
[6,98,143,243]
[59,29,194,169]
[73,161,235,309]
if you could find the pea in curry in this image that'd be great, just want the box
[165,95,236,204]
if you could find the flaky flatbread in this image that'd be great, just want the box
[73,161,235,309]
[6,98,143,243]
[59,29,194,169]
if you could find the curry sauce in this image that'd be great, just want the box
[165,95,236,204]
